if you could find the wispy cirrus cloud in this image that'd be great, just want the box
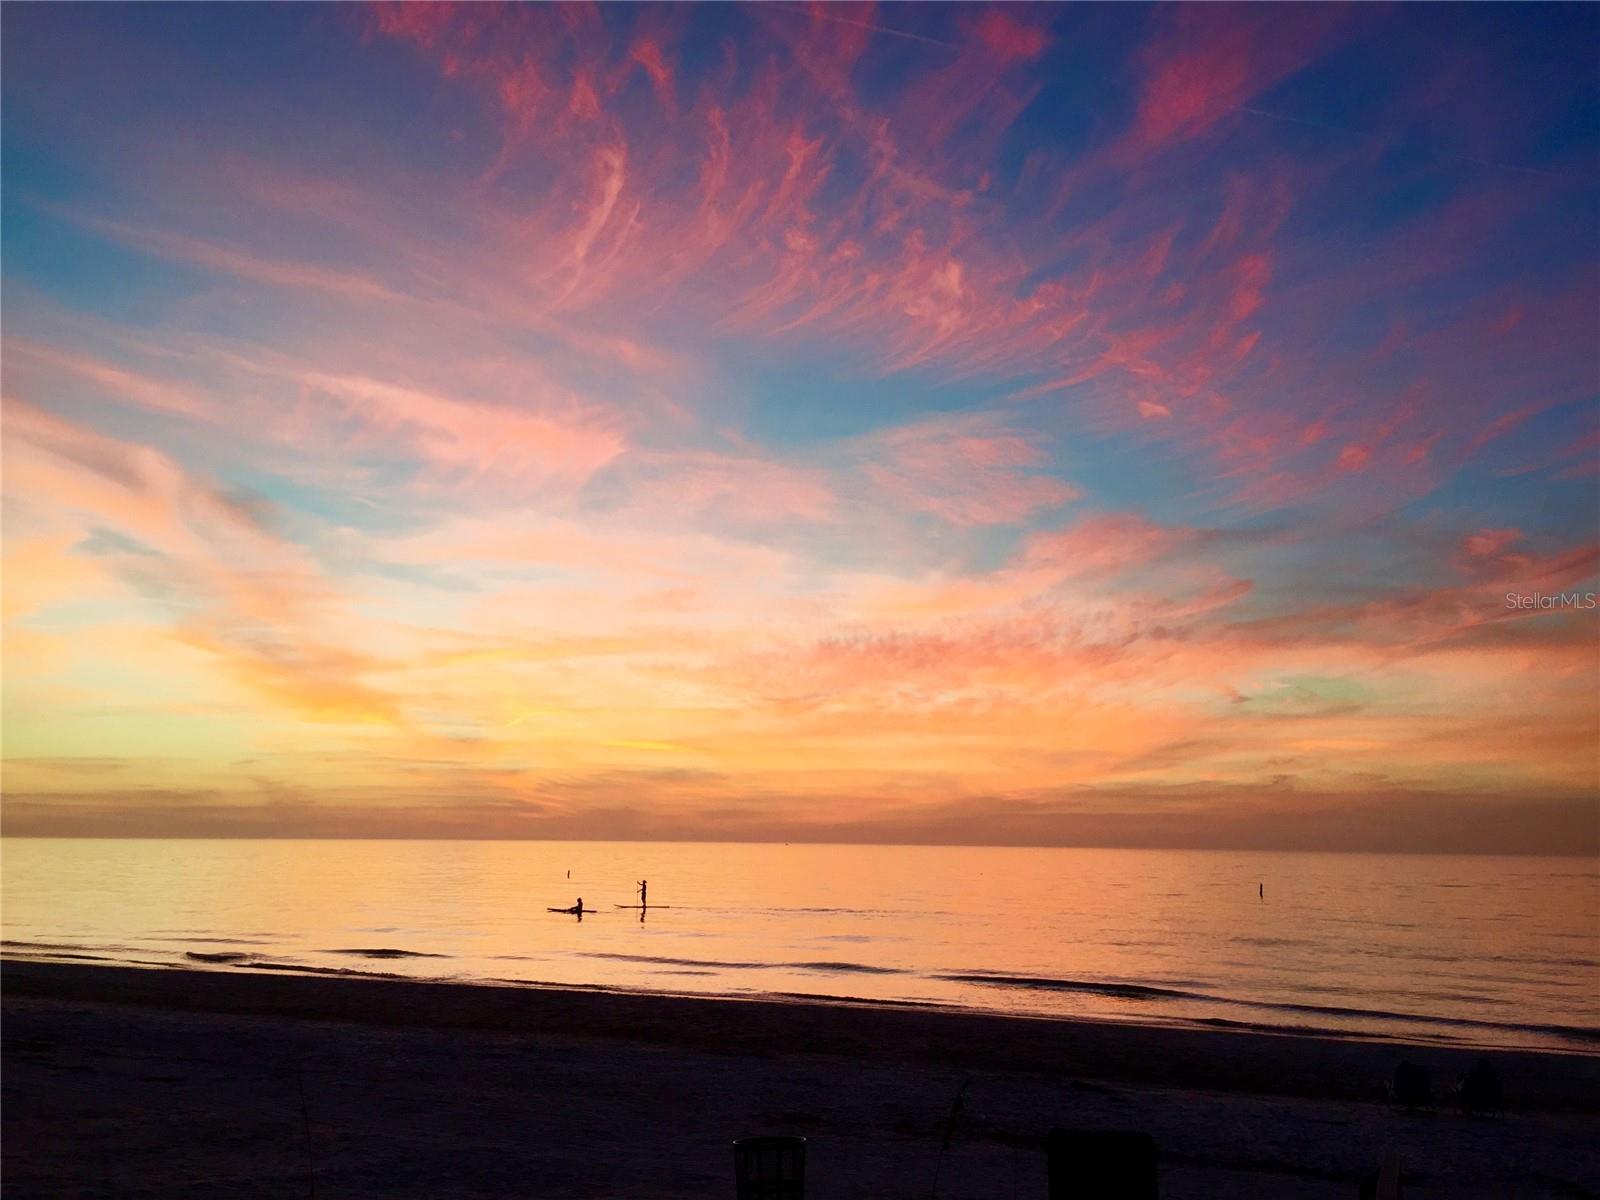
[853,413,1080,527]
[2,2,1594,847]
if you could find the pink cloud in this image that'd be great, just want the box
[967,10,1052,62]
[2,400,407,725]
[612,451,837,527]
[1461,527,1522,559]
[23,1,1582,528]
[858,414,1080,526]
[298,372,626,494]
[1123,7,1354,156]
[4,341,215,419]
[66,210,406,305]
[1020,512,1196,580]
[2,400,272,560]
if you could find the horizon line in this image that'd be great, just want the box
[2,833,1594,858]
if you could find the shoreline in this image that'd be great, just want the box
[8,938,1596,1057]
[6,958,1598,1112]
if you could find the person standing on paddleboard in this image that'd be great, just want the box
[638,879,648,908]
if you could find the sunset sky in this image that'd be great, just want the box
[2,3,1596,851]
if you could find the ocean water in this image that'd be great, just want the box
[3,839,1596,1053]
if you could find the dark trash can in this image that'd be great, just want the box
[1358,1151,1404,1199]
[1047,1128,1158,1199]
[733,1135,806,1200]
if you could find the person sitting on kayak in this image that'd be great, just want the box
[574,897,583,913]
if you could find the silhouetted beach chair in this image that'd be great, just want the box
[1387,1060,1432,1109]
[733,1135,805,1200]
[1358,1151,1403,1199]
[1457,1057,1503,1115]
[1047,1128,1158,1199]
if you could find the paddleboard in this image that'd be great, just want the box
[614,904,673,909]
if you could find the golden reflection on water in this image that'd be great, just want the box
[3,839,1595,1051]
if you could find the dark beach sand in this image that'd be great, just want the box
[4,959,1597,1198]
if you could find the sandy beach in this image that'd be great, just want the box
[4,960,1597,1198]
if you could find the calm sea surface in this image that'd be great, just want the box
[3,839,1596,1053]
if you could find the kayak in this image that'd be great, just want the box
[547,906,593,914]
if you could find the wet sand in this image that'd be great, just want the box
[4,959,1597,1198]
